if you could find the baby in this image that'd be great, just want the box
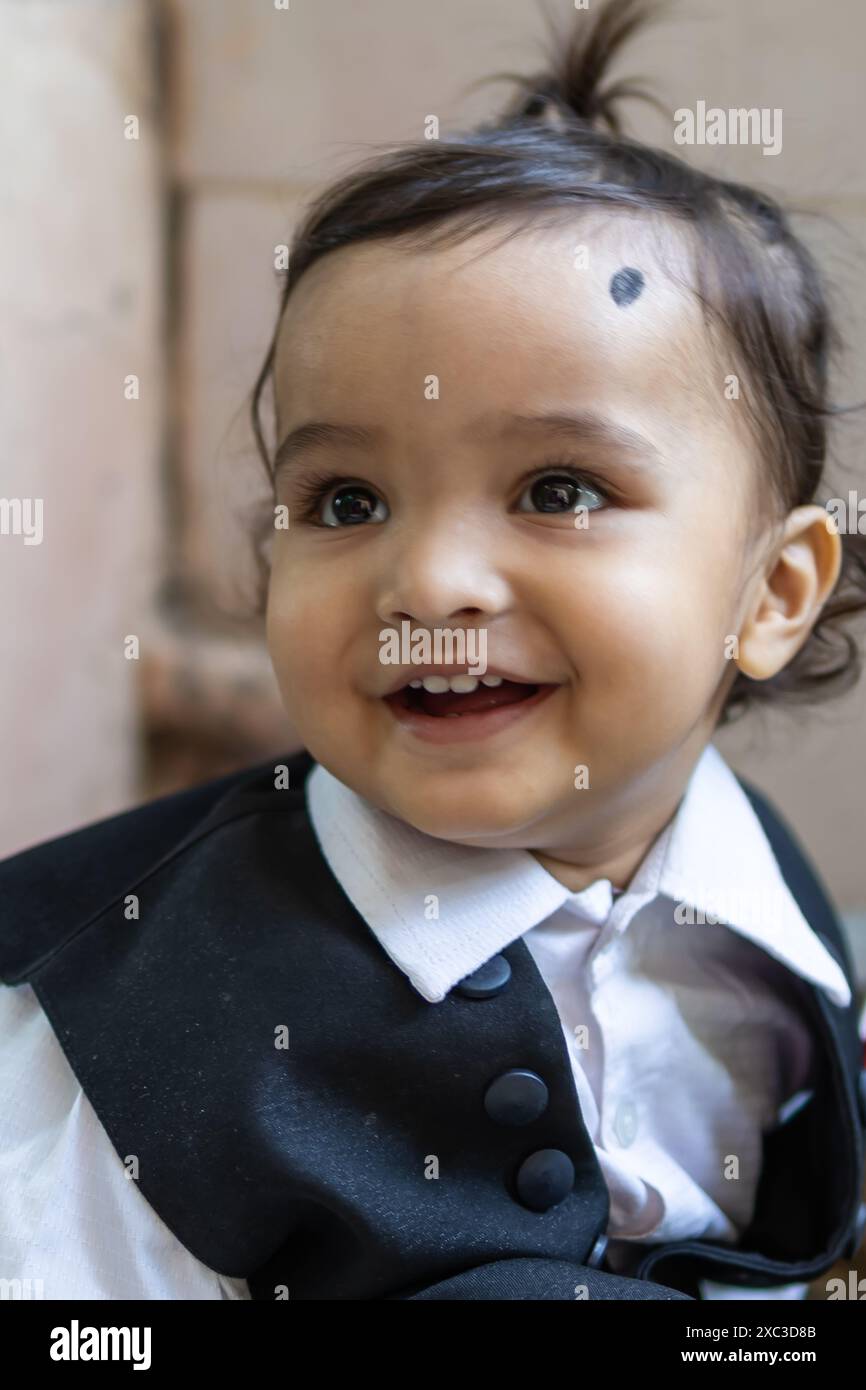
[1,0,865,1303]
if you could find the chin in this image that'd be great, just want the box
[385,783,544,846]
[400,810,518,845]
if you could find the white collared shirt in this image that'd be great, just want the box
[303,740,849,1298]
[0,744,849,1300]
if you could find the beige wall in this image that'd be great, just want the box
[2,0,866,973]
[0,0,163,847]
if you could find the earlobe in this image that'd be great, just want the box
[734,506,842,682]
[734,624,779,681]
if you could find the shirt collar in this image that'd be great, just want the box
[304,743,851,1008]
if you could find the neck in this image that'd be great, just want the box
[527,741,708,895]
[530,832,663,894]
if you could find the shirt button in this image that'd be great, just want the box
[484,1069,549,1125]
[586,1233,609,1268]
[515,1149,576,1211]
[844,1201,866,1259]
[454,954,512,999]
[613,1098,638,1147]
[591,948,615,984]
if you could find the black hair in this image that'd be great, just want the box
[248,0,866,724]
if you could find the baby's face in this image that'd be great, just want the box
[266,215,766,850]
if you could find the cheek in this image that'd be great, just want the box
[265,549,349,712]
[551,538,737,695]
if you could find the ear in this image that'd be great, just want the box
[736,506,842,681]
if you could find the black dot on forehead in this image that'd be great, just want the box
[609,266,645,307]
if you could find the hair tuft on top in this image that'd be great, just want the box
[492,0,672,136]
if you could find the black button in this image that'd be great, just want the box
[844,1201,866,1259]
[857,1069,866,1126]
[515,1148,575,1211]
[484,1069,549,1126]
[586,1233,608,1268]
[455,954,512,999]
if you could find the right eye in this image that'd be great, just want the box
[295,476,389,528]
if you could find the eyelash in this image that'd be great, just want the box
[288,458,615,527]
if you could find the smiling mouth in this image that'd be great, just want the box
[384,678,543,719]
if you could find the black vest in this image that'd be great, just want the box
[1,747,864,1301]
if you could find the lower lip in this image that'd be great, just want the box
[382,683,560,744]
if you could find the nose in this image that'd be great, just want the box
[375,517,512,631]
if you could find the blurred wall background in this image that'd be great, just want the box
[2,0,866,981]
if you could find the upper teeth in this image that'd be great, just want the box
[408,674,505,693]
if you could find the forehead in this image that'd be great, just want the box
[273,212,734,453]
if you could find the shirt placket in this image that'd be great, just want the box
[587,889,669,1236]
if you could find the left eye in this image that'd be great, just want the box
[516,471,606,515]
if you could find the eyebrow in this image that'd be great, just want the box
[273,420,384,479]
[467,410,665,469]
[272,409,664,478]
